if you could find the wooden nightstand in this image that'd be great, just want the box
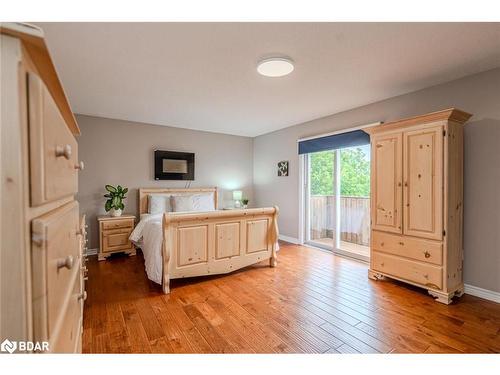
[97,215,136,261]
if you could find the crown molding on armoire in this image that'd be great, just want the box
[364,108,472,135]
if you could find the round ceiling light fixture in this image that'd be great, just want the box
[257,57,294,77]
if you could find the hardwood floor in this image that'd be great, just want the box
[83,242,500,353]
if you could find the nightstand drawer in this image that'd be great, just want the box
[102,219,134,230]
[102,228,133,253]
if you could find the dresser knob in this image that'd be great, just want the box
[55,144,72,160]
[78,291,87,301]
[424,251,431,258]
[75,161,85,170]
[399,241,404,246]
[57,255,74,270]
[32,233,45,247]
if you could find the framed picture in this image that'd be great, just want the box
[277,160,289,177]
[154,150,195,180]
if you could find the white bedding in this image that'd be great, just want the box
[129,214,164,284]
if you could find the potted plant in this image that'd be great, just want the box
[241,198,249,209]
[104,184,128,217]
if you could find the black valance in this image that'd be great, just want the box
[298,129,370,154]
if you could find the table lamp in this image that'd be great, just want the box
[233,190,243,208]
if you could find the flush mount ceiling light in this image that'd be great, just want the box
[257,57,294,77]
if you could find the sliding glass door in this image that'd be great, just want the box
[337,144,371,259]
[305,150,337,250]
[304,144,371,261]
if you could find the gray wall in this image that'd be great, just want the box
[77,115,254,249]
[253,67,500,292]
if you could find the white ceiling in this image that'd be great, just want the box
[37,22,500,137]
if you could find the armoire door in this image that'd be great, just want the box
[403,125,443,240]
[371,132,403,234]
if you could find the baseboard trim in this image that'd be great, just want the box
[464,284,500,303]
[279,235,300,245]
[85,248,98,256]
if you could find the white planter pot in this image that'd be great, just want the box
[110,208,122,217]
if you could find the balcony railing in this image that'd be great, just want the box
[309,195,370,246]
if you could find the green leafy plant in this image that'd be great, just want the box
[104,184,128,212]
[241,198,249,205]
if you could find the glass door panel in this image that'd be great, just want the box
[338,144,371,260]
[306,150,336,249]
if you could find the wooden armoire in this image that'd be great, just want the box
[366,108,471,304]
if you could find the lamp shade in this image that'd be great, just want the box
[232,190,243,201]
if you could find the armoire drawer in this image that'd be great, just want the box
[31,201,80,340]
[372,230,443,265]
[371,251,443,290]
[28,73,80,206]
[50,271,83,353]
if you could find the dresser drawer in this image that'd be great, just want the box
[50,271,83,353]
[32,201,80,341]
[102,228,133,253]
[372,230,443,265]
[28,73,79,206]
[102,218,134,230]
[372,251,443,290]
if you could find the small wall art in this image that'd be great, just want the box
[277,160,289,177]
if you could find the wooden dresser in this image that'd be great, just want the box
[367,108,471,304]
[97,215,136,261]
[0,23,86,352]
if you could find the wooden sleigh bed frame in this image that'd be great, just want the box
[138,187,279,294]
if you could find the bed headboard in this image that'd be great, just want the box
[138,187,218,215]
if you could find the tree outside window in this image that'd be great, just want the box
[310,145,370,197]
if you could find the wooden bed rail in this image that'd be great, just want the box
[161,206,279,294]
[163,206,278,223]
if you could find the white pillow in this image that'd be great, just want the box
[192,193,215,211]
[148,194,172,214]
[170,193,216,212]
[171,195,195,212]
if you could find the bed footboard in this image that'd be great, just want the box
[161,206,279,294]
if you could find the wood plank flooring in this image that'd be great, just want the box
[83,242,500,353]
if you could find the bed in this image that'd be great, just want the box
[129,187,279,294]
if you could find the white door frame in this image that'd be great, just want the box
[298,122,380,261]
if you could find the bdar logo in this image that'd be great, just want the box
[1,339,17,354]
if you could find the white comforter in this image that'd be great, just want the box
[129,214,163,284]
